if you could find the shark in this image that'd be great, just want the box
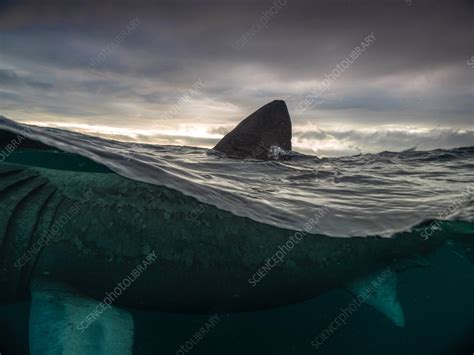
[0,102,472,354]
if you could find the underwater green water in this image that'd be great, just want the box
[1,246,473,354]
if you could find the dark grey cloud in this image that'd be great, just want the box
[0,0,472,151]
[2,0,470,74]
[0,68,53,89]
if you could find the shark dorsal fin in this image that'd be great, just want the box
[213,100,292,159]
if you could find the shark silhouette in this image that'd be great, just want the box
[0,103,472,354]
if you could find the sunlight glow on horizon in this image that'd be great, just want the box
[14,118,473,157]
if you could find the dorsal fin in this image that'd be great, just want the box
[213,100,292,159]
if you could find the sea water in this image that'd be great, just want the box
[0,116,472,354]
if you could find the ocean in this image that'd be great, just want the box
[0,116,472,354]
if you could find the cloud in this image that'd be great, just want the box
[208,127,231,135]
[0,68,53,89]
[294,127,474,156]
[0,0,471,152]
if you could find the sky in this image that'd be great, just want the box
[0,0,473,156]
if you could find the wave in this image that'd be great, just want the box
[0,116,473,238]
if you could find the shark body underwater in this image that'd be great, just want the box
[0,101,472,354]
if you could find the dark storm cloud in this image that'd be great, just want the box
[2,0,470,73]
[0,0,472,151]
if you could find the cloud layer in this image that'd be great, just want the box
[0,0,472,153]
